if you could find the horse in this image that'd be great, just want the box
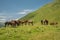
[13,20,21,26]
[44,19,48,25]
[19,20,33,26]
[41,20,44,25]
[41,19,48,25]
[50,22,58,25]
[4,20,17,27]
[27,20,33,25]
[19,20,28,25]
[4,21,12,27]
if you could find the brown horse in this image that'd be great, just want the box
[5,21,12,27]
[13,20,21,26]
[4,20,33,27]
[4,20,18,27]
[27,20,33,25]
[19,20,28,25]
[18,20,33,25]
[50,22,58,25]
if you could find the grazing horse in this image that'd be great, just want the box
[11,20,17,27]
[50,22,58,25]
[20,20,28,25]
[4,20,17,27]
[13,20,21,26]
[41,20,43,25]
[41,19,48,25]
[5,21,12,27]
[44,19,48,25]
[19,20,33,25]
[28,20,33,25]
[20,20,25,25]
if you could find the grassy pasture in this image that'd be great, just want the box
[0,23,60,40]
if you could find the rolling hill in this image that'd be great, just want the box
[20,0,60,24]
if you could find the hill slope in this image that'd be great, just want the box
[20,0,60,23]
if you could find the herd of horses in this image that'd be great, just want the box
[4,19,58,27]
[4,20,33,27]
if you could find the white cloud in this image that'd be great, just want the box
[0,19,6,22]
[17,9,34,14]
[0,16,7,18]
[18,12,26,14]
[0,19,6,21]
[0,15,13,22]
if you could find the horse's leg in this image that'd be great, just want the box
[9,23,12,27]
[47,22,48,25]
[41,20,43,25]
[18,23,20,26]
[31,22,33,26]
[25,22,27,25]
[21,22,23,26]
[25,22,26,25]
[43,21,45,25]
[28,22,30,25]
[46,21,48,25]
[19,22,21,26]
[45,21,46,25]
[12,24,16,27]
[5,23,6,27]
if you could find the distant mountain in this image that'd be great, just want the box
[20,0,60,23]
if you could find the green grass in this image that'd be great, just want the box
[0,23,60,40]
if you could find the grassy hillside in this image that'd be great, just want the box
[20,0,60,24]
[0,0,60,40]
[0,24,60,40]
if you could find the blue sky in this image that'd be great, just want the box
[0,0,52,22]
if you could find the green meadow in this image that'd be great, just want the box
[0,0,60,40]
[0,24,60,40]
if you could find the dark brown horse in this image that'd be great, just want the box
[50,22,58,25]
[41,20,43,25]
[13,20,21,26]
[4,20,18,27]
[5,21,12,27]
